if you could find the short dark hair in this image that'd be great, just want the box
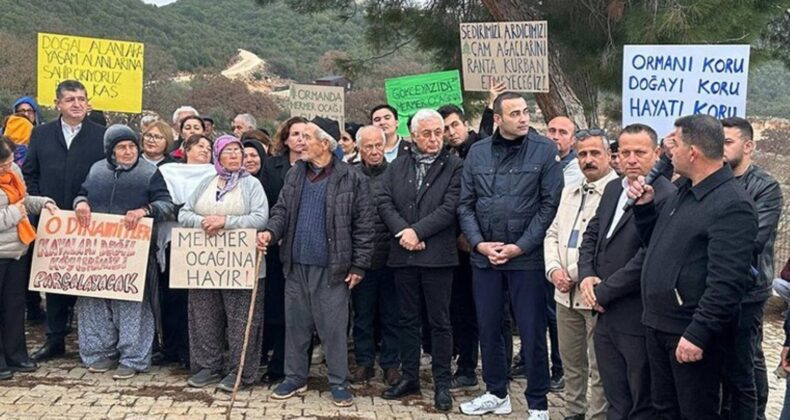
[437,104,464,120]
[183,134,213,154]
[370,104,398,121]
[618,123,658,146]
[56,80,87,100]
[720,116,753,141]
[493,92,525,115]
[0,137,17,162]
[179,115,205,134]
[674,114,724,160]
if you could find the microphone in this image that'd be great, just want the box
[622,154,673,211]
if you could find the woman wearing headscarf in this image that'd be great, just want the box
[179,135,268,392]
[141,121,177,167]
[12,97,44,126]
[153,134,215,368]
[0,137,57,380]
[258,116,307,383]
[73,124,174,380]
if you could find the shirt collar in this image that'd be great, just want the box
[60,118,82,133]
[575,169,617,196]
[687,164,733,200]
[560,149,577,167]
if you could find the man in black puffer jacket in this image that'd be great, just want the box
[377,109,463,412]
[349,125,401,387]
[719,117,784,420]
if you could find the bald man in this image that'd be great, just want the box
[547,117,584,188]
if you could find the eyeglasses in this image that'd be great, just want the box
[220,148,242,156]
[575,128,607,140]
[16,108,35,114]
[143,133,166,141]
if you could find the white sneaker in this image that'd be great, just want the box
[527,409,549,420]
[460,392,512,415]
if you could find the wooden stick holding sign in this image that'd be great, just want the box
[226,250,264,420]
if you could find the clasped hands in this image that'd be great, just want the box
[475,242,522,266]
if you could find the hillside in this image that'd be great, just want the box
[0,0,370,82]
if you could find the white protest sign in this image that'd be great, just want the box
[289,83,345,129]
[29,210,152,302]
[622,45,750,138]
[460,21,549,92]
[169,228,258,289]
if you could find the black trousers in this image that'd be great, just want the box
[44,293,75,346]
[646,327,724,420]
[158,247,189,364]
[450,251,478,374]
[594,321,655,420]
[544,280,563,376]
[352,267,400,369]
[721,300,768,420]
[0,257,31,368]
[395,266,453,388]
[262,245,285,377]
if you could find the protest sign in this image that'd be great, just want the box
[622,45,750,138]
[37,33,144,113]
[289,83,345,129]
[169,228,258,290]
[29,210,152,302]
[385,70,463,137]
[459,21,549,92]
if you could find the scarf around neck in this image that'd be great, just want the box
[213,135,249,202]
[0,169,35,245]
[411,147,438,190]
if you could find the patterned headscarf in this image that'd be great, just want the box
[213,135,249,201]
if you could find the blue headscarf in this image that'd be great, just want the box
[12,96,44,126]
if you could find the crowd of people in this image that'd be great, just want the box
[0,78,787,420]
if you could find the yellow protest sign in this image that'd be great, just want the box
[37,33,144,114]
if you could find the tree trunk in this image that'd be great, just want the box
[480,0,588,129]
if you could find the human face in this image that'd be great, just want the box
[358,128,385,167]
[0,156,13,175]
[723,127,752,171]
[610,149,621,175]
[15,103,36,124]
[666,127,693,178]
[339,131,356,155]
[203,120,214,135]
[300,124,331,163]
[494,98,530,139]
[618,131,660,181]
[180,117,204,141]
[55,89,88,122]
[443,113,469,147]
[142,127,167,158]
[286,122,306,154]
[185,138,212,164]
[243,146,262,175]
[577,136,611,183]
[232,116,252,137]
[113,140,138,166]
[219,143,243,172]
[547,117,575,158]
[411,117,444,155]
[371,108,398,139]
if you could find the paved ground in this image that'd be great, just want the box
[1,308,787,419]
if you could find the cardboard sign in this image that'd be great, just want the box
[29,210,152,302]
[622,45,750,138]
[459,21,549,92]
[385,70,464,137]
[37,32,144,114]
[169,228,258,289]
[289,84,345,130]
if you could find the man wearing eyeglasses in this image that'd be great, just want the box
[23,80,106,362]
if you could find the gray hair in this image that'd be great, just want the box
[171,106,199,125]
[409,109,444,133]
[355,125,386,148]
[314,125,338,152]
[140,114,159,127]
[235,113,257,129]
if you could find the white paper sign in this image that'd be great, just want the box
[622,45,750,138]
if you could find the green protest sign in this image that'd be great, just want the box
[385,70,463,137]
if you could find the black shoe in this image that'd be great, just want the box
[550,373,565,392]
[8,360,38,373]
[434,387,452,411]
[381,379,420,400]
[187,369,223,388]
[449,372,478,392]
[31,342,65,362]
[564,415,585,420]
[26,306,46,325]
[350,366,374,384]
[0,369,12,380]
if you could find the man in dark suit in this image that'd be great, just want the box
[625,115,757,419]
[578,124,675,419]
[22,80,106,361]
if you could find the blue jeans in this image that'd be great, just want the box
[473,268,549,410]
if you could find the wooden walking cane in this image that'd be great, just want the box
[226,250,265,420]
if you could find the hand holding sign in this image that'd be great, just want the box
[256,231,272,255]
[75,201,91,228]
[44,202,59,216]
[124,208,146,231]
[202,215,226,237]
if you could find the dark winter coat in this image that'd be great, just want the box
[356,160,391,270]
